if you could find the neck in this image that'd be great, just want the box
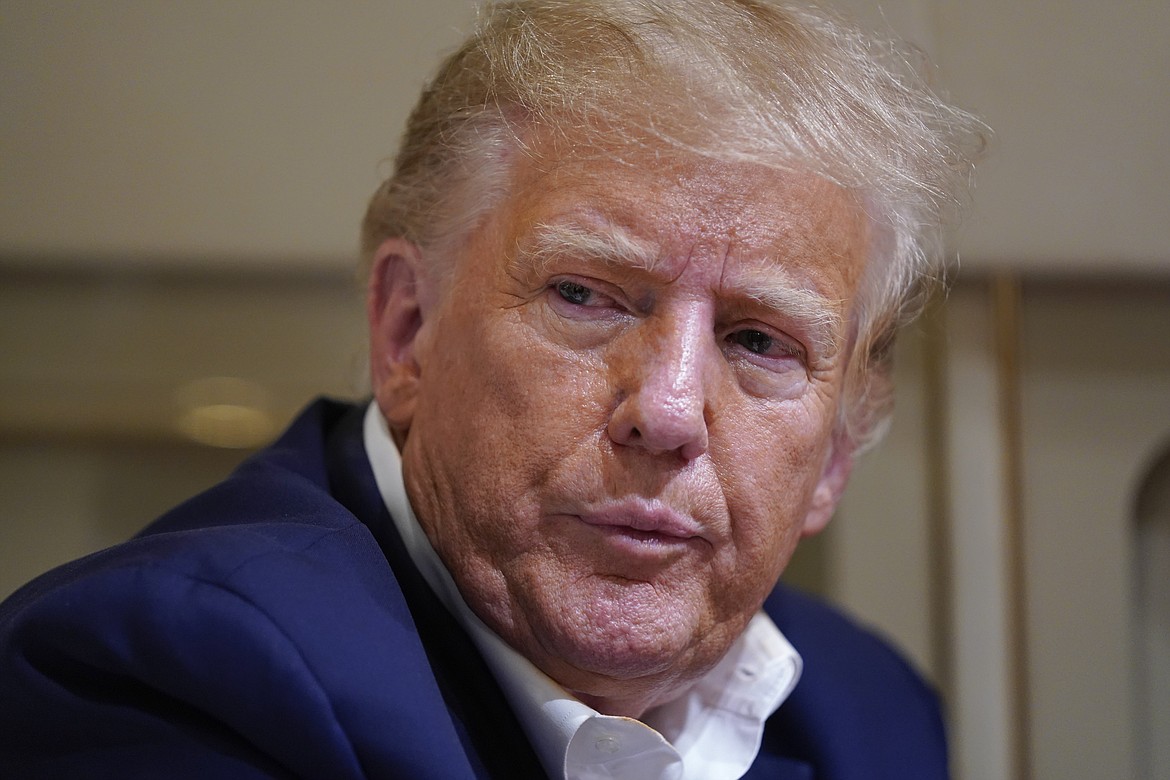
[571,673,699,720]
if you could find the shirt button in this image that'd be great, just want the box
[594,734,622,754]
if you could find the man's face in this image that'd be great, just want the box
[371,141,868,716]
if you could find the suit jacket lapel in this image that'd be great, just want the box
[324,403,548,779]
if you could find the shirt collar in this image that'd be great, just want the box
[362,402,802,780]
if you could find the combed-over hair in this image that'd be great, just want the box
[361,0,984,450]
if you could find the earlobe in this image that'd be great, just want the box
[367,238,432,439]
[801,440,854,537]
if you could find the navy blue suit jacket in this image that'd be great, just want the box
[0,400,948,778]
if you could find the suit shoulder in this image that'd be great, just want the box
[764,583,931,687]
[0,401,471,778]
[0,515,471,778]
[761,584,949,778]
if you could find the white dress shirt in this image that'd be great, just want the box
[362,403,802,780]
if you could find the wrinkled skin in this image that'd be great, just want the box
[369,140,868,717]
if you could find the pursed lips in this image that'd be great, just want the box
[572,499,710,545]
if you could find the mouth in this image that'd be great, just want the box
[573,499,708,545]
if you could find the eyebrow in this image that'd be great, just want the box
[732,270,844,356]
[517,219,661,276]
[516,218,844,355]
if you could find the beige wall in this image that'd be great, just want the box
[936,0,1170,270]
[0,438,243,599]
[1,1,476,265]
[3,1,1169,271]
[1018,283,1170,779]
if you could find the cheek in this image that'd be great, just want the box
[712,400,833,562]
[478,319,611,445]
[415,305,610,502]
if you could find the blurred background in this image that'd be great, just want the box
[2,2,1167,778]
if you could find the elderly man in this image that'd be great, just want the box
[0,1,980,778]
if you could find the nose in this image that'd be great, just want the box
[607,310,714,462]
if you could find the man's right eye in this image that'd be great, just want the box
[555,280,593,305]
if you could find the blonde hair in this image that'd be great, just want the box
[362,0,985,450]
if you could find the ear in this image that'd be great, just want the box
[367,238,435,440]
[801,438,855,537]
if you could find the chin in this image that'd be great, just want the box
[526,576,718,684]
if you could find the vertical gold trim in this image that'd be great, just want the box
[922,293,955,710]
[993,272,1031,780]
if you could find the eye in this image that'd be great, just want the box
[729,329,774,355]
[544,276,628,342]
[556,280,594,306]
[548,278,621,314]
[724,327,806,364]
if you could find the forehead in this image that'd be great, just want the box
[491,142,871,299]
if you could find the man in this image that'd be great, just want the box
[0,1,981,777]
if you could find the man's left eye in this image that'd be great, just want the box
[726,328,804,363]
[729,329,775,355]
